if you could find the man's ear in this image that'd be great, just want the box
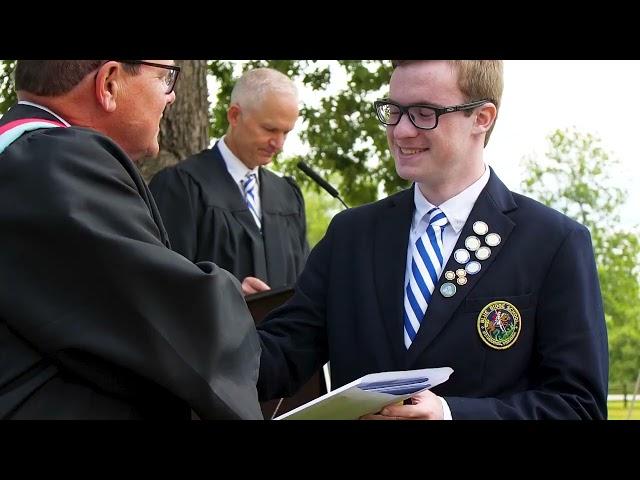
[95,62,120,113]
[473,102,497,136]
[227,104,241,127]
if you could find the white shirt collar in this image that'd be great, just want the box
[18,100,71,127]
[218,136,259,185]
[413,164,491,233]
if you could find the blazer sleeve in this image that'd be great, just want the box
[445,225,609,419]
[257,211,333,400]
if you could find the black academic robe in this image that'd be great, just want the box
[0,104,262,419]
[257,171,608,419]
[149,143,309,289]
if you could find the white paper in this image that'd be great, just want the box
[274,367,453,420]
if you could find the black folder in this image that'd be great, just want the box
[245,285,295,323]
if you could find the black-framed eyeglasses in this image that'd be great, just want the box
[115,60,181,94]
[373,98,490,130]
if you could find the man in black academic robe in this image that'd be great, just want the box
[0,60,262,419]
[150,142,308,291]
[150,68,308,296]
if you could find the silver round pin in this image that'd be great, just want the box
[444,270,455,281]
[440,282,457,298]
[456,276,468,286]
[473,221,489,236]
[485,233,501,247]
[465,235,481,251]
[465,261,481,275]
[454,248,470,264]
[476,246,491,261]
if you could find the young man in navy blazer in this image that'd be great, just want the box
[257,60,608,419]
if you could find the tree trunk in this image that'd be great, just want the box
[140,60,210,181]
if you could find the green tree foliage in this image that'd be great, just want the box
[521,129,625,238]
[208,61,407,208]
[0,60,17,114]
[522,127,640,387]
[0,60,402,249]
[598,230,640,386]
[2,61,404,207]
[302,183,340,248]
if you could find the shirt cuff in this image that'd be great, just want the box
[439,396,452,420]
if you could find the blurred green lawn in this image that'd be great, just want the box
[608,401,640,420]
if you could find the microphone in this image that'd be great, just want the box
[297,161,349,209]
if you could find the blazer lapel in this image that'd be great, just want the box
[407,169,518,366]
[373,187,415,369]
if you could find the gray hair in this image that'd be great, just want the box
[230,67,298,110]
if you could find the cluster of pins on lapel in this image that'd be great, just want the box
[439,220,501,298]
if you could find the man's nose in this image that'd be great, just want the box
[393,113,419,138]
[269,135,285,151]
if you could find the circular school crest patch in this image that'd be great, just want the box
[477,301,521,350]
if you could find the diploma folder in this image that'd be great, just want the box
[274,367,453,420]
[245,285,295,324]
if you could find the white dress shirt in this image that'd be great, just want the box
[218,136,262,220]
[18,100,71,126]
[403,165,491,419]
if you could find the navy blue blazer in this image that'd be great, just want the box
[258,169,608,419]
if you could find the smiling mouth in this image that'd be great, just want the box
[399,147,428,155]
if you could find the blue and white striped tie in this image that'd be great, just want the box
[242,172,261,229]
[404,207,448,349]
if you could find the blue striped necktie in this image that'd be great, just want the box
[241,172,261,229]
[404,207,449,349]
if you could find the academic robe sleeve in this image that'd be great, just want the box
[0,128,262,419]
[284,176,310,268]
